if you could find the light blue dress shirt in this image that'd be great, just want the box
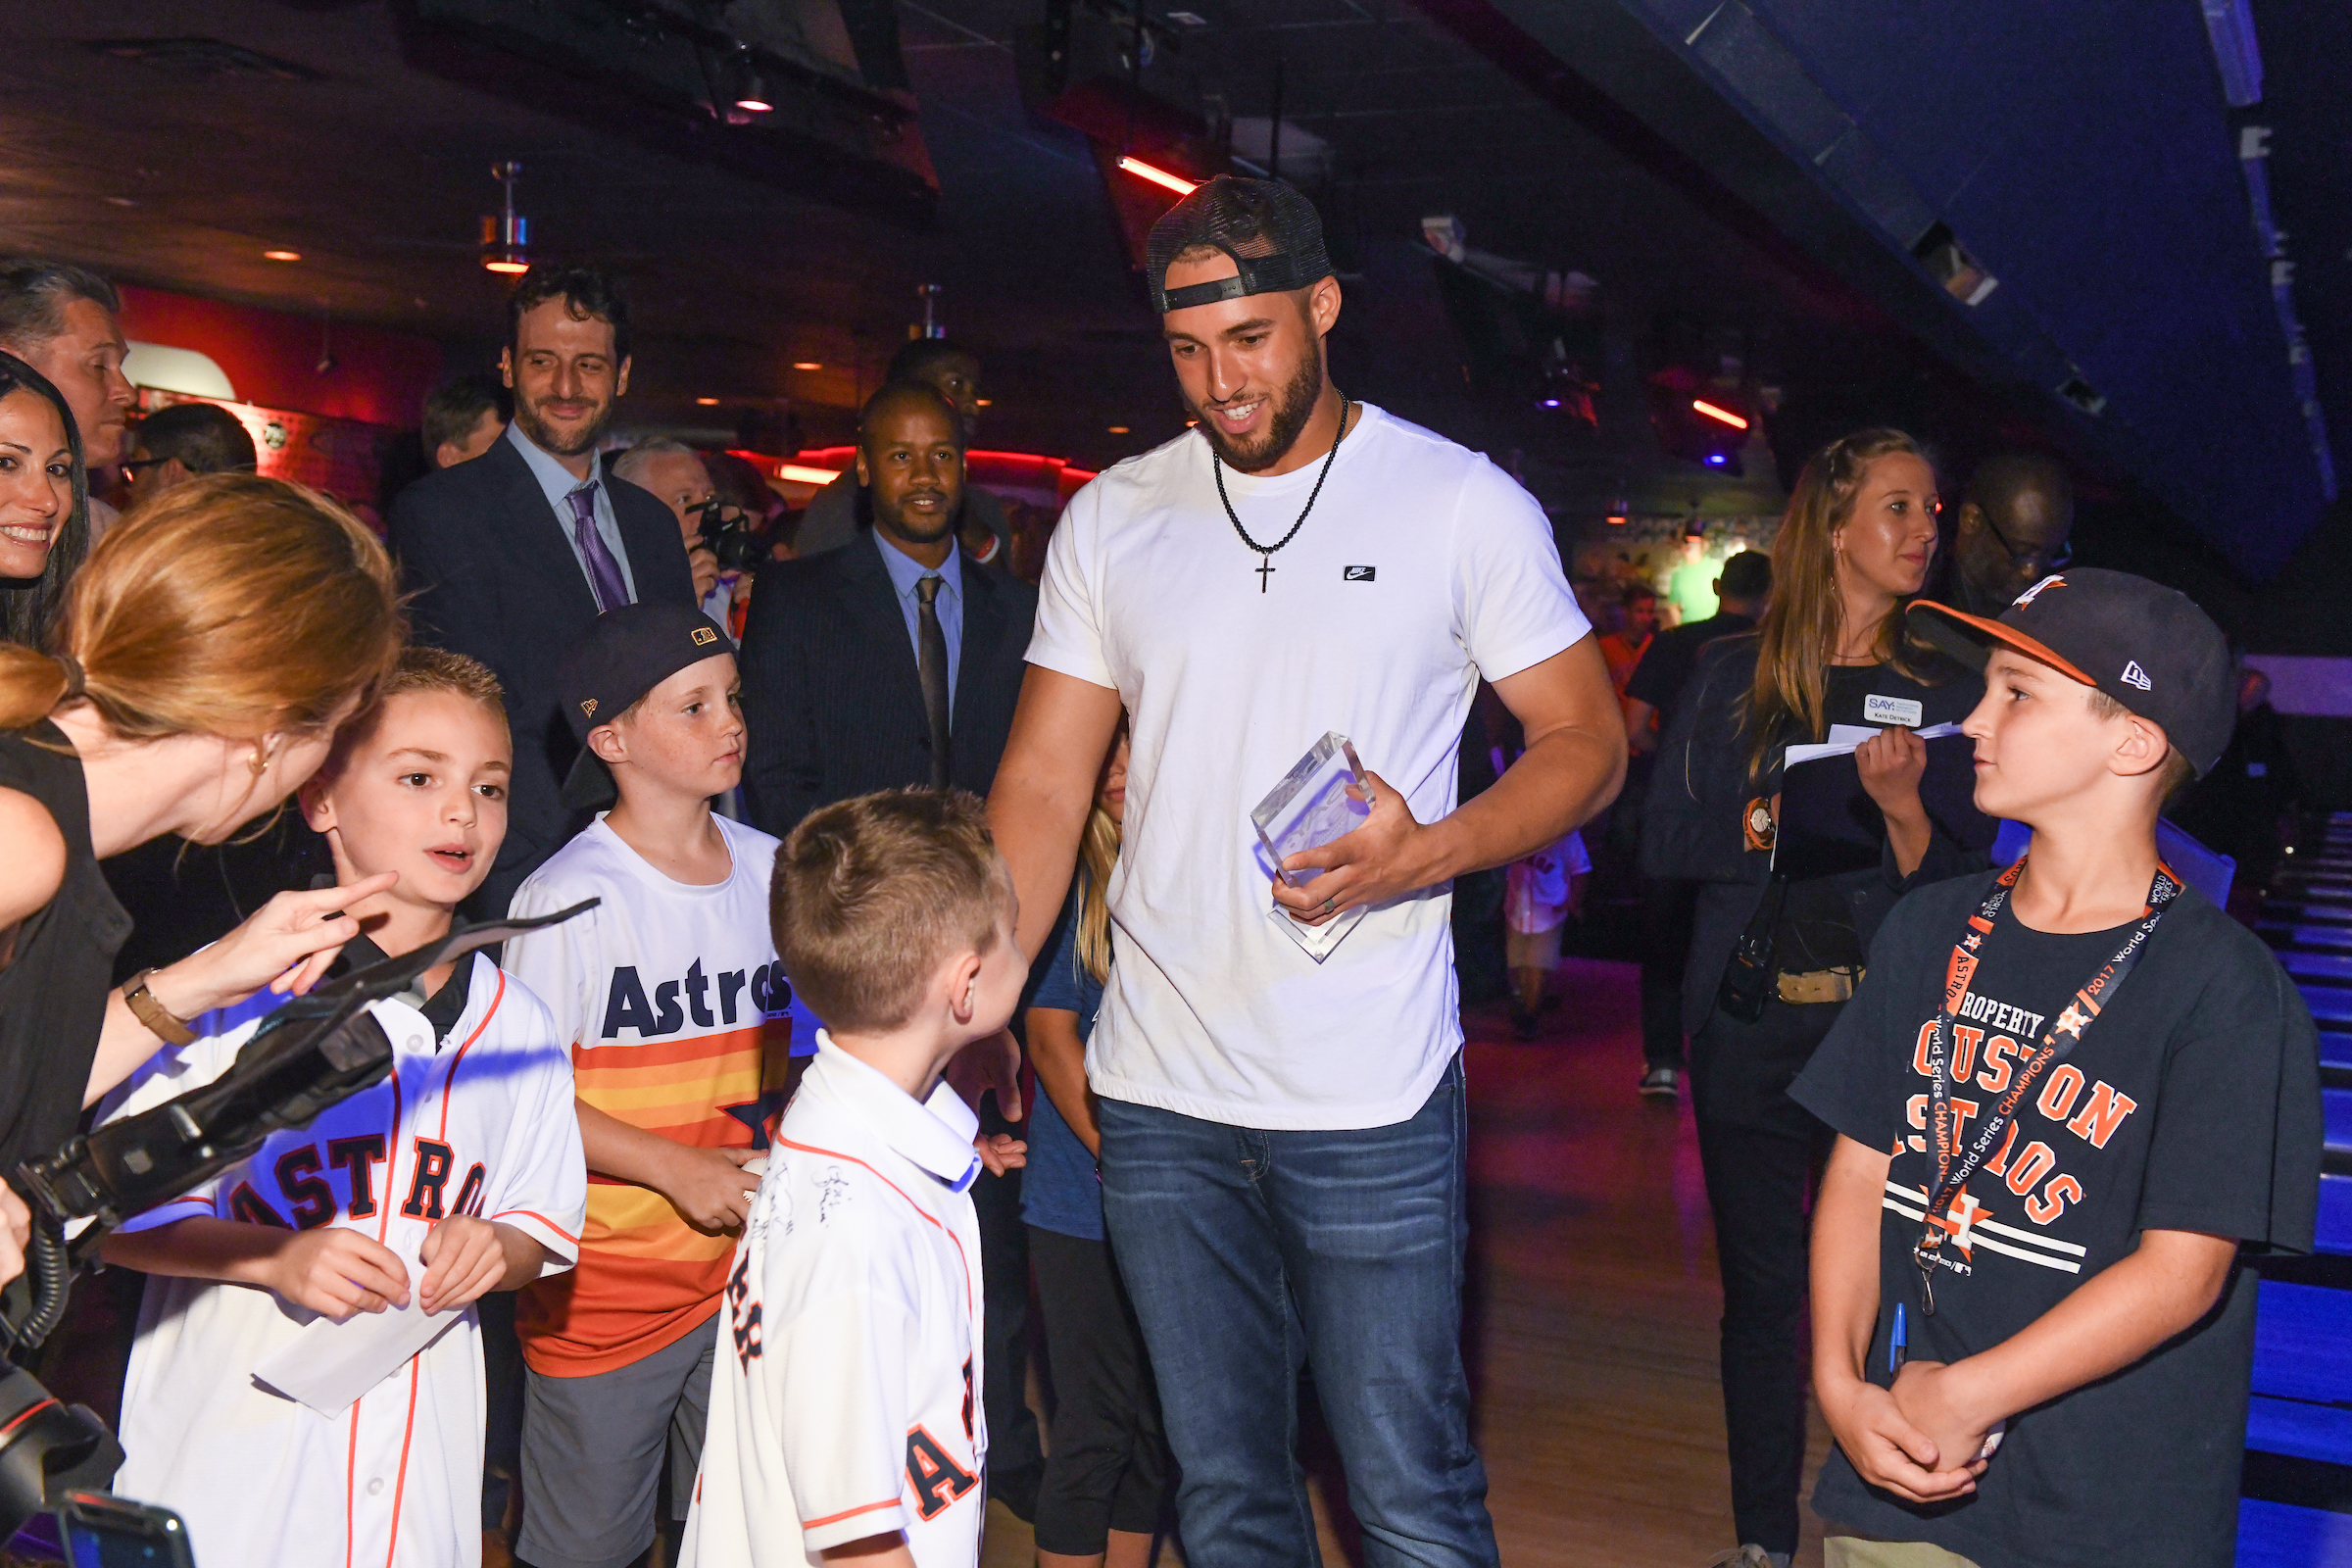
[508,422,638,604]
[872,529,962,710]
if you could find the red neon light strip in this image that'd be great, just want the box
[1118,157,1199,197]
[1691,398,1749,431]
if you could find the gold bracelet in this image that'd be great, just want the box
[122,968,198,1048]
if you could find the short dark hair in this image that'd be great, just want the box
[0,259,121,356]
[421,372,510,457]
[507,266,630,365]
[134,402,257,476]
[1623,583,1658,606]
[858,380,965,452]
[772,789,1009,1034]
[1718,549,1772,602]
[885,337,978,385]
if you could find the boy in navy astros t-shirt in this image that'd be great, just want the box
[1791,570,2320,1568]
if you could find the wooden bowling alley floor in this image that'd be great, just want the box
[983,956,1833,1568]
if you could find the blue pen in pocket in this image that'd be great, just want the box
[1890,1301,1908,1376]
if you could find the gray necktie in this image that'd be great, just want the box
[916,574,951,788]
[565,484,630,613]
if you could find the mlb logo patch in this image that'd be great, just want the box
[1343,565,1376,582]
[692,626,719,646]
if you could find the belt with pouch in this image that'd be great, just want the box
[1776,965,1863,1004]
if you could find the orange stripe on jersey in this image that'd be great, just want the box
[572,1022,783,1073]
[806,1497,902,1529]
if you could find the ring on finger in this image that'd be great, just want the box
[1321,896,1335,913]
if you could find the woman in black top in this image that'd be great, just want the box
[1642,429,1994,1568]
[0,351,90,648]
[0,473,404,1285]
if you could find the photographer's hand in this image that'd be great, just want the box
[688,541,721,603]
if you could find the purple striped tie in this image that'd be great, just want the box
[565,484,630,612]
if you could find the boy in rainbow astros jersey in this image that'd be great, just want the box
[1790,570,2321,1568]
[502,603,810,1568]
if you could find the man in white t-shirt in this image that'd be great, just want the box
[988,176,1625,1566]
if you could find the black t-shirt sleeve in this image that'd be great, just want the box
[1790,882,1952,1150]
[2136,924,2323,1250]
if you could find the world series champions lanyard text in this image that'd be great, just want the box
[1912,856,2182,1314]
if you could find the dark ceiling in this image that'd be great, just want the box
[2,0,2343,577]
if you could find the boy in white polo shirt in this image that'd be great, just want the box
[684,788,1029,1568]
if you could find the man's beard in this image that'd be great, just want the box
[515,393,614,460]
[1195,351,1323,473]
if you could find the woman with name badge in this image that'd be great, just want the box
[1641,428,1995,1568]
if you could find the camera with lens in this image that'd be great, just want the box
[693,498,767,573]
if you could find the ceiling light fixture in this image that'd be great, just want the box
[777,463,842,485]
[263,249,301,262]
[1107,425,1131,433]
[1118,156,1199,197]
[481,161,531,274]
[696,397,720,406]
[1691,398,1748,430]
[790,361,823,371]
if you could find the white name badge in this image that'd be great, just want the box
[1863,693,1925,728]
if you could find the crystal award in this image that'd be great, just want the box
[1249,732,1373,962]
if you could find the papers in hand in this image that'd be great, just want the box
[252,1251,465,1419]
[1782,721,1964,768]
[1250,731,1373,963]
[1775,722,1993,881]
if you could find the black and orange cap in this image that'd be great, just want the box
[1907,568,2234,776]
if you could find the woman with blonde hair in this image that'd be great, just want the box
[1643,429,1995,1568]
[1023,719,1172,1568]
[0,474,406,1247]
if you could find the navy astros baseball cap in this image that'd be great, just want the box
[558,602,736,809]
[1907,567,2234,776]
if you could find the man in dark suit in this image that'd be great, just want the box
[737,379,1046,1516]
[390,267,701,916]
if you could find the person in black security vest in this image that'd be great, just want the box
[1793,569,2321,1568]
[1643,430,1993,1568]
[736,379,1048,1519]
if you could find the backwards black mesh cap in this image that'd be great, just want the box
[1147,175,1334,315]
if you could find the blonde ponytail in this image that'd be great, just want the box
[0,646,75,731]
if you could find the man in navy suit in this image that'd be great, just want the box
[390,266,701,917]
[737,379,1047,1517]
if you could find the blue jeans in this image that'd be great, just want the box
[1098,1054,1498,1568]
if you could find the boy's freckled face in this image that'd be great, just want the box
[605,653,746,798]
[307,691,513,907]
[1961,649,2113,819]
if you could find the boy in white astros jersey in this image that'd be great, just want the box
[100,649,588,1568]
[683,788,1029,1568]
[502,603,806,1568]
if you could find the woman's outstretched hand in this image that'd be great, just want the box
[154,871,399,1018]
